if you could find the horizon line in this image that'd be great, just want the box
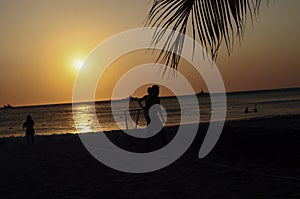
[2,86,299,109]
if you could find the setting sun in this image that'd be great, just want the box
[74,60,84,70]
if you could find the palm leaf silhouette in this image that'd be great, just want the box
[146,0,265,69]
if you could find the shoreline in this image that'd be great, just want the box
[1,113,299,140]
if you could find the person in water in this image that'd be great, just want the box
[23,115,35,144]
[254,105,258,112]
[138,87,153,125]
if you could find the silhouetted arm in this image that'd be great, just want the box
[138,95,147,109]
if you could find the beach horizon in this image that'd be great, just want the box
[2,87,299,109]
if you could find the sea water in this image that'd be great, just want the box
[0,88,299,138]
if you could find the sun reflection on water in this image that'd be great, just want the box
[73,104,101,134]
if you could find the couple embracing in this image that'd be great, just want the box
[138,85,166,147]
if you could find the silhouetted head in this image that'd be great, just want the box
[27,115,32,121]
[152,85,160,97]
[147,87,152,95]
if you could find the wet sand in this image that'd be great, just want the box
[0,115,299,198]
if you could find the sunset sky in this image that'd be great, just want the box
[0,0,299,106]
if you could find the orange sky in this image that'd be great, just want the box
[0,0,299,106]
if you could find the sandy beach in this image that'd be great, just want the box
[0,114,299,198]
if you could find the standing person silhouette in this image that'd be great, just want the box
[138,87,152,125]
[23,115,35,144]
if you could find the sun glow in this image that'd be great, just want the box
[74,60,84,70]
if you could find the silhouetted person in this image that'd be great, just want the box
[254,105,258,112]
[138,87,152,125]
[146,85,167,148]
[244,107,249,114]
[23,115,35,144]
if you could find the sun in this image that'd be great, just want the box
[74,60,84,70]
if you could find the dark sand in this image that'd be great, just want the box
[0,115,299,198]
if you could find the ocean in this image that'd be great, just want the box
[0,88,299,138]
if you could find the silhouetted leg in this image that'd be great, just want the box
[31,135,34,143]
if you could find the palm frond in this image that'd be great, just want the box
[146,0,264,69]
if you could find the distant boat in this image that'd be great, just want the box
[3,104,13,109]
[196,90,208,96]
